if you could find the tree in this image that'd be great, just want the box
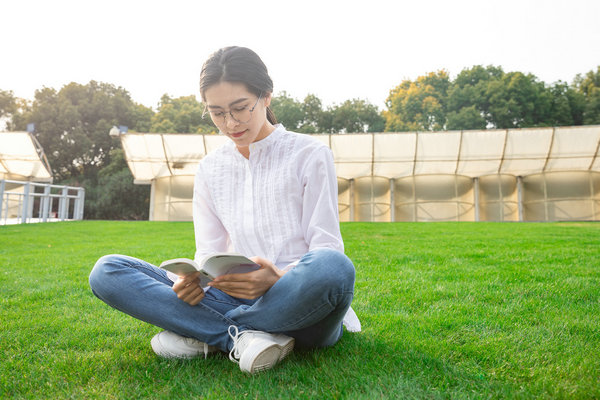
[85,149,150,220]
[446,105,487,130]
[485,71,552,129]
[547,81,585,126]
[446,65,503,129]
[9,81,154,220]
[12,81,153,181]
[270,91,305,131]
[299,94,324,133]
[327,99,385,133]
[446,65,555,130]
[574,66,600,125]
[384,70,450,131]
[271,92,384,134]
[150,94,215,134]
[0,89,17,130]
[0,89,16,118]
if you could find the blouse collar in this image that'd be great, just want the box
[248,124,284,153]
[228,124,285,159]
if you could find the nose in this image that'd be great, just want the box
[225,113,239,129]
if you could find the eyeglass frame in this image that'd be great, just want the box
[202,92,263,124]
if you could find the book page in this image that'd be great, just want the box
[201,254,260,278]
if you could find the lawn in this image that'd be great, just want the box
[0,221,598,399]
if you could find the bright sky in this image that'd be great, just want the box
[2,0,599,110]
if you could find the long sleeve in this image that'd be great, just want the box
[300,146,344,253]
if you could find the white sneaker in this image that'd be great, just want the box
[228,326,294,373]
[151,330,218,359]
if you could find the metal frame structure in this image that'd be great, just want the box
[0,180,85,225]
[120,125,600,222]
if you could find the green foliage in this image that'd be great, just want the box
[1,221,599,399]
[269,91,305,131]
[150,94,215,134]
[486,71,552,128]
[88,149,150,220]
[11,81,153,181]
[299,94,325,133]
[384,70,450,131]
[327,99,385,134]
[0,89,16,118]
[5,81,153,220]
[130,103,155,132]
[574,66,600,124]
[446,65,504,128]
[548,81,585,126]
[60,149,150,220]
[446,105,487,130]
[385,65,599,131]
[270,92,385,134]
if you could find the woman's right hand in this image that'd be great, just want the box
[172,272,205,306]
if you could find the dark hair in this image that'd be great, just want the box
[200,46,277,124]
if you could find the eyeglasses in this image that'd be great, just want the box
[202,93,262,124]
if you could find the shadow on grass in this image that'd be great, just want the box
[278,328,532,399]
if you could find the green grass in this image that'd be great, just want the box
[1,221,599,399]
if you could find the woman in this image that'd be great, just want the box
[89,46,360,374]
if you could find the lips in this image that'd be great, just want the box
[229,130,247,138]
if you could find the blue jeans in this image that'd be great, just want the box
[89,248,355,352]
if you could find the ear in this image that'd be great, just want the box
[263,92,272,108]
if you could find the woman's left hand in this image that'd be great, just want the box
[207,256,285,299]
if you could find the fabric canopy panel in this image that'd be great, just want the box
[121,133,229,183]
[0,131,52,182]
[122,126,600,183]
[121,126,600,222]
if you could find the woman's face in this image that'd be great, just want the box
[204,81,274,156]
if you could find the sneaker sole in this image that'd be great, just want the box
[272,334,294,361]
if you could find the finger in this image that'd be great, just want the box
[185,288,205,306]
[173,272,202,289]
[182,287,205,305]
[176,280,203,300]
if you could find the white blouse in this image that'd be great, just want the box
[193,125,343,266]
[190,125,361,332]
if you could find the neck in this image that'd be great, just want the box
[236,121,276,159]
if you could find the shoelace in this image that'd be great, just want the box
[228,325,243,363]
[228,325,263,363]
[181,336,211,359]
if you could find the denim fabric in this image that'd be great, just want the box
[89,248,355,352]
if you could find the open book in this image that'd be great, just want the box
[159,253,260,287]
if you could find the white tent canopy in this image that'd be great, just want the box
[120,125,600,222]
[122,126,600,182]
[0,131,52,182]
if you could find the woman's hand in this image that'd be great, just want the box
[172,271,205,306]
[208,256,285,299]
